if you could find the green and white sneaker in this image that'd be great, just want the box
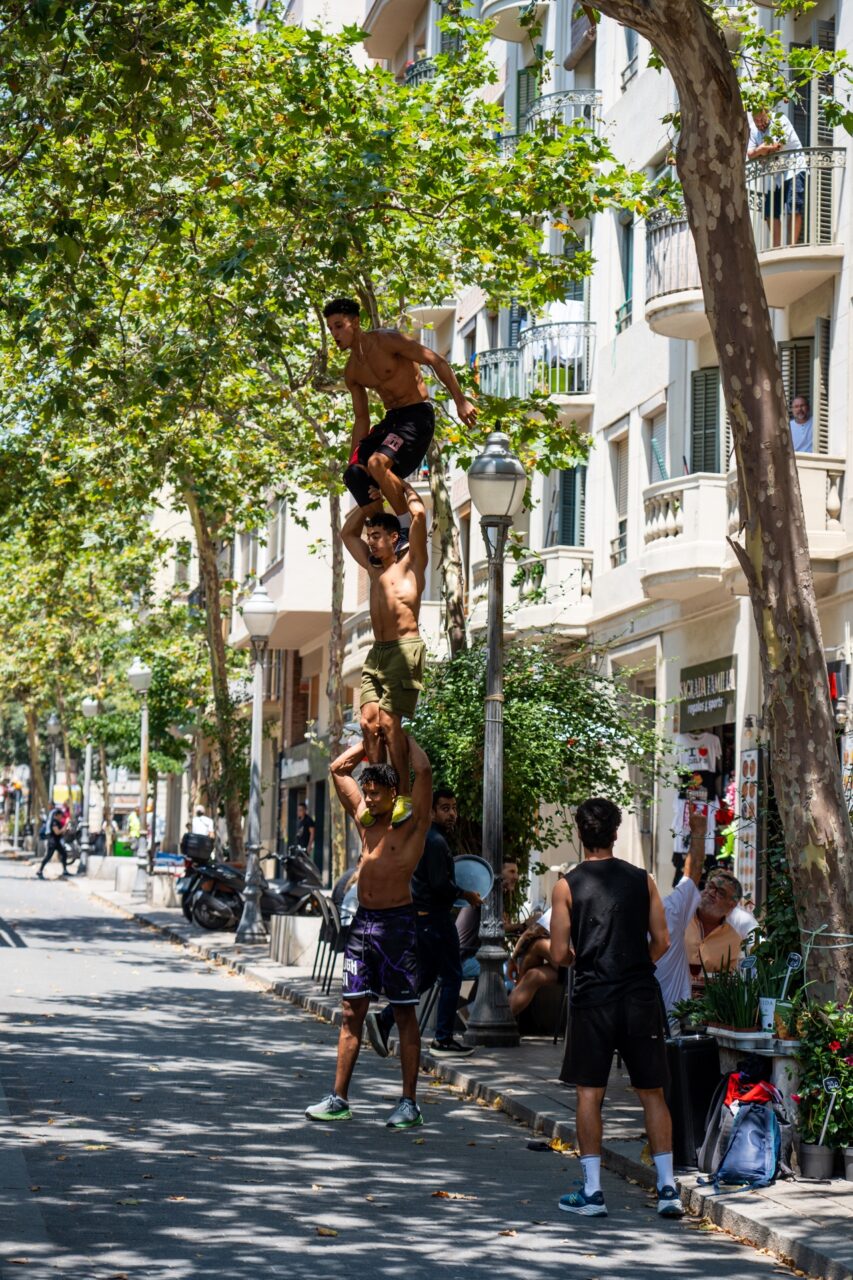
[385,1097,423,1129]
[305,1092,352,1122]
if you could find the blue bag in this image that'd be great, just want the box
[714,1102,780,1189]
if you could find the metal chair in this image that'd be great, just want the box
[322,897,350,996]
[417,978,442,1036]
[310,892,334,983]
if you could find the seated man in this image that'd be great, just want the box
[456,856,522,979]
[507,909,559,1018]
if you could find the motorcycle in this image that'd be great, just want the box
[177,841,323,932]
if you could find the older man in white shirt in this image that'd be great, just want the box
[747,107,806,247]
[790,395,814,453]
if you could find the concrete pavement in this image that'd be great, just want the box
[0,859,808,1280]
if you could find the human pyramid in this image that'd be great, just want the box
[303,298,478,1130]
[301,300,687,1225]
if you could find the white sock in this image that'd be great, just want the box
[580,1155,601,1196]
[398,515,411,533]
[653,1151,674,1190]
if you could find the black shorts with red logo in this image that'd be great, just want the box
[345,402,435,506]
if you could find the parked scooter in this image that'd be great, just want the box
[177,840,323,931]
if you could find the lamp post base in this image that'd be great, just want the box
[131,837,148,899]
[463,942,520,1047]
[77,826,90,876]
[235,846,269,945]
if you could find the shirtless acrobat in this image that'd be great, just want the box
[323,297,477,550]
[304,733,433,1129]
[341,479,426,828]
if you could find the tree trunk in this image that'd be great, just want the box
[595,0,853,992]
[25,704,49,817]
[55,691,75,789]
[427,438,467,657]
[184,489,245,861]
[99,742,114,854]
[326,490,348,879]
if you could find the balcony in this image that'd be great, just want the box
[480,0,546,42]
[638,473,729,601]
[469,546,593,636]
[524,89,601,133]
[478,347,521,399]
[746,148,846,308]
[519,321,595,405]
[362,0,424,59]
[725,454,846,591]
[403,57,436,87]
[644,207,708,340]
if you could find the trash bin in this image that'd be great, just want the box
[114,840,133,857]
[666,1034,722,1169]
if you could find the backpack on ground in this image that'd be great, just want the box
[698,1068,792,1188]
[713,1101,780,1189]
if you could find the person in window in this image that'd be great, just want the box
[790,395,813,453]
[746,107,805,247]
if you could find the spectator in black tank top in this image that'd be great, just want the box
[549,798,685,1221]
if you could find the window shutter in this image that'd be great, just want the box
[650,414,667,481]
[779,339,813,412]
[814,316,830,454]
[615,437,629,517]
[564,236,585,304]
[516,67,538,129]
[508,299,526,345]
[558,466,586,545]
[690,368,720,473]
[816,20,835,147]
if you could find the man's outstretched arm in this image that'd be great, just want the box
[383,332,478,426]
[330,741,367,821]
[406,732,433,833]
[340,497,381,568]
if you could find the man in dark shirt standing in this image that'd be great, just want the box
[295,801,315,858]
[550,797,682,1221]
[365,789,480,1058]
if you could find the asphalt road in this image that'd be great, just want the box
[0,859,798,1280]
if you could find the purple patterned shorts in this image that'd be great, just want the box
[342,905,419,1005]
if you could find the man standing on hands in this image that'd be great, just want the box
[324,297,477,554]
[305,732,432,1129]
[341,480,427,828]
[550,798,683,1220]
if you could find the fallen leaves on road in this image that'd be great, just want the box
[84,1144,110,1151]
[167,1195,187,1202]
[29,1186,40,1192]
[142,1174,154,1180]
[315,1226,338,1237]
[549,1137,576,1155]
[7,1258,30,1265]
[311,1184,323,1191]
[148,1066,160,1073]
[498,1229,517,1237]
[432,1190,477,1201]
[412,1138,425,1145]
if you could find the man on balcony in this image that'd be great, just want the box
[324,297,477,554]
[746,107,805,248]
[341,480,427,828]
[790,395,813,453]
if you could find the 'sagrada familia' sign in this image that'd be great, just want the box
[679,656,737,731]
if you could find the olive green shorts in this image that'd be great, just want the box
[360,639,425,720]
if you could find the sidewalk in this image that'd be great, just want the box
[65,869,853,1280]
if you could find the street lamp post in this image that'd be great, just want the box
[46,712,61,810]
[78,696,99,876]
[128,659,153,899]
[464,432,527,1047]
[236,583,277,944]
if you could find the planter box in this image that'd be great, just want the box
[269,914,322,967]
[708,1027,801,1115]
[147,873,179,908]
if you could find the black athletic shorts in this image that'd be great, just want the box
[560,984,669,1090]
[341,905,420,1005]
[352,401,435,479]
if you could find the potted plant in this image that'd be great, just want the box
[793,998,853,1178]
[701,965,760,1035]
[670,996,706,1035]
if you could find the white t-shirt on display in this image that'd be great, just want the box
[655,876,701,1017]
[672,731,722,775]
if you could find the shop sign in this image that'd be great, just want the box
[679,656,737,731]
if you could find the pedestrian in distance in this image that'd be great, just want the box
[364,787,481,1060]
[341,479,428,828]
[191,806,215,838]
[305,731,432,1130]
[324,297,477,556]
[295,800,315,857]
[550,797,685,1220]
[36,802,69,879]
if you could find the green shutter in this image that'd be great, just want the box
[779,339,813,410]
[516,67,538,129]
[691,368,720,473]
[650,415,667,481]
[814,316,830,454]
[558,466,586,545]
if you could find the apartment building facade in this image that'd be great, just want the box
[166,0,853,895]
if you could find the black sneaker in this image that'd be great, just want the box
[657,1184,685,1217]
[395,530,410,559]
[429,1038,474,1057]
[365,1011,391,1058]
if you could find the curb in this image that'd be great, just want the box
[76,880,847,1280]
